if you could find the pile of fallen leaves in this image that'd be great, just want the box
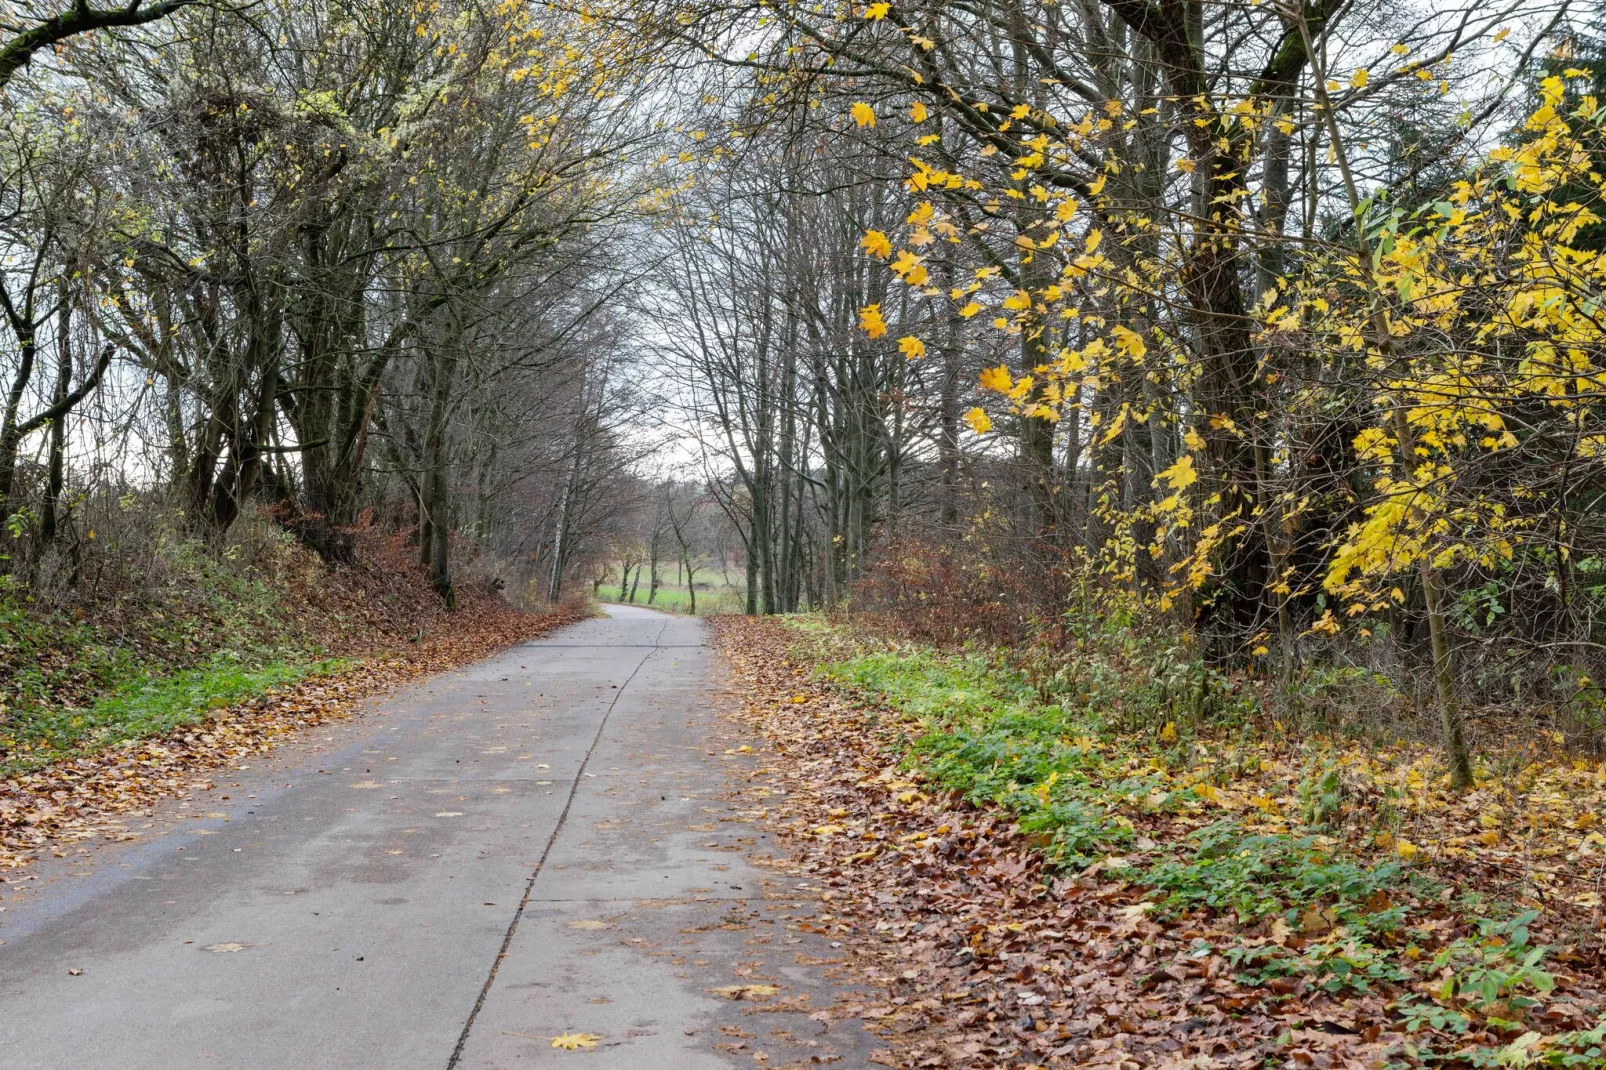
[0,595,580,872]
[713,617,1606,1070]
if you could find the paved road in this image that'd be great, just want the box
[0,606,877,1068]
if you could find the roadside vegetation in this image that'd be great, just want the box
[2,652,347,776]
[715,614,1606,1067]
[784,608,1606,1067]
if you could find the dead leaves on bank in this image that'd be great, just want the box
[712,617,1606,1070]
[0,602,580,872]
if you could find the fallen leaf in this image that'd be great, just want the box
[710,984,780,1000]
[550,1032,601,1050]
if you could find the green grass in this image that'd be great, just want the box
[824,644,1146,867]
[799,625,1603,1059]
[1,653,351,774]
[595,583,744,615]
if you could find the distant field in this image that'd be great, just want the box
[595,583,744,616]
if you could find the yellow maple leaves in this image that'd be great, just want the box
[890,249,928,285]
[1110,324,1147,359]
[857,303,887,339]
[1157,455,1197,492]
[850,102,876,128]
[897,335,926,359]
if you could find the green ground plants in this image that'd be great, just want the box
[799,621,1606,1066]
[1,653,350,775]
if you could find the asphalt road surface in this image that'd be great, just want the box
[0,605,878,1068]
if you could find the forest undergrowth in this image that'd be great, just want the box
[715,615,1606,1069]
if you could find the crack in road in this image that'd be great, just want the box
[445,618,670,1068]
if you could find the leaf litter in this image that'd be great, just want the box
[713,616,1606,1069]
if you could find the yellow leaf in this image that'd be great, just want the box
[891,249,928,285]
[910,101,928,123]
[958,301,983,318]
[1111,324,1147,359]
[863,1,890,19]
[1158,721,1177,742]
[964,407,992,433]
[1157,455,1198,492]
[1395,838,1418,860]
[710,984,780,1000]
[978,365,1014,392]
[860,230,892,259]
[551,1033,601,1050]
[1174,158,1196,174]
[851,102,877,128]
[858,303,887,339]
[898,335,926,360]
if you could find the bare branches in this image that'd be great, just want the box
[0,0,199,90]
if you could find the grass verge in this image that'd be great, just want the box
[1,653,352,776]
[802,622,1606,1066]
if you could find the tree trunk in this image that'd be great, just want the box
[1422,569,1474,790]
[40,301,71,545]
[0,330,40,512]
[422,345,455,605]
